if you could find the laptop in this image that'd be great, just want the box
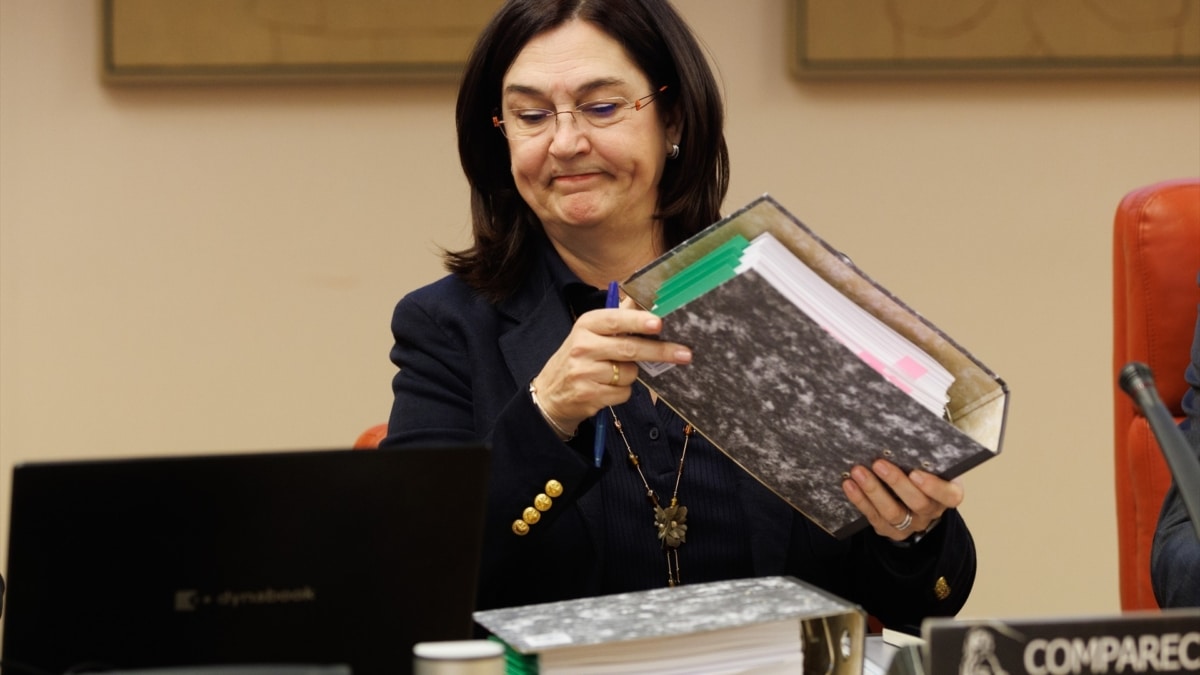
[1,445,490,675]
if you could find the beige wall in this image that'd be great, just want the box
[2,0,1198,624]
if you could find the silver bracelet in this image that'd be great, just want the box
[529,380,576,440]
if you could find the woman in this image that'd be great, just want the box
[383,0,976,632]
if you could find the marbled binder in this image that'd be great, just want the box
[473,575,864,674]
[622,195,1008,538]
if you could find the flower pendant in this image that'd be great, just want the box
[655,504,688,548]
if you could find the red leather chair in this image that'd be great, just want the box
[1112,177,1200,610]
[354,423,388,450]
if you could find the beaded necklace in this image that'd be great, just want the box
[608,406,693,587]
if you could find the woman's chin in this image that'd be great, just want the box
[548,197,609,229]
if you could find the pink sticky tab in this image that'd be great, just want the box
[885,373,913,394]
[858,350,887,375]
[896,355,927,380]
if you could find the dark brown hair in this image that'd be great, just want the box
[446,0,730,300]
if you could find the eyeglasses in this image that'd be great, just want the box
[493,85,667,139]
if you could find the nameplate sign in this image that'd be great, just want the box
[922,610,1200,675]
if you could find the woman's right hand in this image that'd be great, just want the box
[531,305,693,436]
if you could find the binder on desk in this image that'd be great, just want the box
[622,195,1009,538]
[473,575,866,675]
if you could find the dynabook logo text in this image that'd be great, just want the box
[174,586,317,611]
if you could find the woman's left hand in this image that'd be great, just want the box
[841,459,963,541]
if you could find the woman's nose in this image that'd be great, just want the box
[547,111,589,154]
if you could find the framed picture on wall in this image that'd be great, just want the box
[101,0,502,84]
[790,0,1200,78]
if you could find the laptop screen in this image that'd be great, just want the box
[1,445,489,675]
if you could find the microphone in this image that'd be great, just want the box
[1119,361,1200,540]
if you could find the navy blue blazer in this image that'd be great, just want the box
[382,245,977,632]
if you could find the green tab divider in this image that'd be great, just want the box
[652,234,750,316]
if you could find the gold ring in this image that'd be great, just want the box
[609,361,621,386]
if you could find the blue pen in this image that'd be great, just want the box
[594,281,621,468]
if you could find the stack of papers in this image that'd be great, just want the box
[643,231,952,417]
[739,233,953,416]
